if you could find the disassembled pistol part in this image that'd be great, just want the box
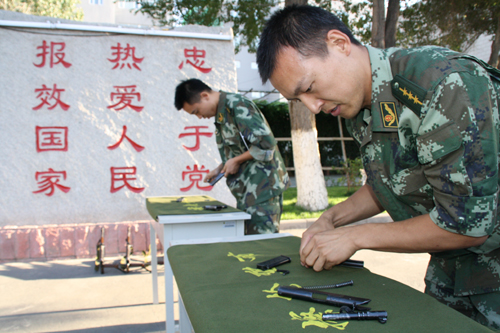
[323,306,388,324]
[277,286,371,311]
[302,280,354,290]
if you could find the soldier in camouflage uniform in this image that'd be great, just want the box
[257,5,500,330]
[174,79,289,235]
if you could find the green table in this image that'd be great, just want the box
[145,195,251,333]
[168,235,493,333]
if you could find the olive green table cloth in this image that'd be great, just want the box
[146,195,240,220]
[167,235,493,333]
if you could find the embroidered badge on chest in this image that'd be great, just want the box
[380,102,399,128]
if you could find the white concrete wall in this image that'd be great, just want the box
[0,11,237,227]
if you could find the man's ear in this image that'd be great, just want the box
[326,30,351,56]
[200,91,210,101]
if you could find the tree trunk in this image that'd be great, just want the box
[488,16,500,68]
[283,0,328,211]
[385,0,399,48]
[372,0,385,48]
[289,101,328,211]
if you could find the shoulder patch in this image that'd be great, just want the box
[391,74,427,117]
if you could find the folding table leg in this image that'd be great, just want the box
[179,294,194,333]
[150,223,159,304]
[164,229,176,333]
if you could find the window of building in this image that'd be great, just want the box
[89,0,103,4]
[118,1,140,9]
[234,60,241,69]
[250,62,258,70]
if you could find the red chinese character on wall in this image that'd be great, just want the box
[108,43,144,70]
[110,166,145,193]
[107,85,144,112]
[32,84,70,111]
[36,126,68,152]
[108,125,145,152]
[178,47,212,74]
[32,168,71,196]
[180,165,213,192]
[178,126,213,151]
[33,41,72,68]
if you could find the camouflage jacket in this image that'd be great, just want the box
[214,92,289,210]
[346,46,500,296]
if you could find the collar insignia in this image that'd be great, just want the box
[380,102,399,128]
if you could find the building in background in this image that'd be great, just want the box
[465,34,496,64]
[78,0,152,26]
[234,45,282,103]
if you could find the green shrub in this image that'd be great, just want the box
[338,157,364,194]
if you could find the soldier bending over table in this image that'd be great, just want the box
[175,79,289,235]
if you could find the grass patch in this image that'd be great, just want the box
[281,186,360,220]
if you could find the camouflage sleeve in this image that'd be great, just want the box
[233,98,277,162]
[417,69,499,238]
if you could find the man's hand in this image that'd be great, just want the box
[204,164,223,183]
[221,151,254,176]
[300,211,335,262]
[300,226,359,271]
[299,184,386,270]
[221,157,241,176]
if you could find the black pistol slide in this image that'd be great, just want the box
[209,172,224,186]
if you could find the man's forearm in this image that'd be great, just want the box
[301,213,488,271]
[234,150,253,164]
[353,214,487,253]
[325,184,385,228]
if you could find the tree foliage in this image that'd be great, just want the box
[399,0,500,65]
[0,0,83,21]
[332,0,402,48]
[132,0,406,52]
[134,0,359,53]
[132,0,500,63]
[336,0,373,45]
[337,0,499,66]
[134,0,277,53]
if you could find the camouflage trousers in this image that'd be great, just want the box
[244,194,283,235]
[425,258,500,331]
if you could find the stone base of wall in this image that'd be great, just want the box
[0,220,163,263]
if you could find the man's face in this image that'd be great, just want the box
[182,92,217,119]
[269,36,370,119]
